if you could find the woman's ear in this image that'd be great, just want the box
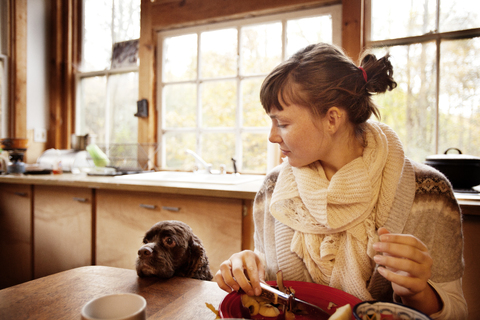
[325,107,344,133]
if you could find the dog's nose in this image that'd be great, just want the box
[138,246,153,258]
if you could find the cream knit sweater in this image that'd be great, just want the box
[253,157,466,319]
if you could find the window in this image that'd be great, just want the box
[76,0,141,167]
[366,0,480,162]
[0,0,7,138]
[157,6,341,174]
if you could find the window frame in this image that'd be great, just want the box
[364,0,480,154]
[156,5,342,172]
[75,0,140,150]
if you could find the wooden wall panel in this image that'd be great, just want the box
[148,0,340,30]
[341,0,364,63]
[8,0,27,139]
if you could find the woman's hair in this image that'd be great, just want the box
[260,43,397,136]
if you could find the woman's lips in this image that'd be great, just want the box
[280,149,290,156]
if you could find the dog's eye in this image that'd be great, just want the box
[142,238,148,244]
[163,236,175,247]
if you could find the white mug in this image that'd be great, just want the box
[81,293,146,320]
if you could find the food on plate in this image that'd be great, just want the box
[328,303,352,320]
[241,294,261,315]
[259,303,281,317]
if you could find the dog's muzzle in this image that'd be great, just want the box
[138,244,154,259]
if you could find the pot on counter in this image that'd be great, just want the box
[71,134,95,151]
[1,138,29,151]
[425,148,480,189]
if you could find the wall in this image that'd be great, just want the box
[25,0,49,163]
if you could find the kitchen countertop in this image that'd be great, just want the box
[0,172,264,200]
[1,172,479,210]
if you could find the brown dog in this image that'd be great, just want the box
[136,220,213,281]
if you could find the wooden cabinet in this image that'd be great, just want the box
[0,183,32,289]
[96,189,243,273]
[459,205,480,320]
[33,185,93,278]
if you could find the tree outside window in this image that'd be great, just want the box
[368,0,480,162]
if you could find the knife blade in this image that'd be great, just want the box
[258,282,330,319]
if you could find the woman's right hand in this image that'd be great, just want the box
[214,250,265,297]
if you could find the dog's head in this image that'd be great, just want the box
[135,220,213,280]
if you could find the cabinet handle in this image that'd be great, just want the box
[73,197,88,203]
[14,192,27,197]
[162,206,180,212]
[139,204,156,210]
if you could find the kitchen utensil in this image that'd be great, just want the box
[86,144,110,167]
[425,148,480,189]
[256,282,330,318]
[219,280,361,319]
[81,293,146,320]
[353,301,431,320]
[1,138,29,151]
[71,134,95,151]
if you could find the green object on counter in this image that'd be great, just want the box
[86,144,110,167]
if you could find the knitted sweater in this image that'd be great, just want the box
[253,160,466,318]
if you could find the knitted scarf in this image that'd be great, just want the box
[269,121,406,300]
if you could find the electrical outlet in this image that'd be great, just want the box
[34,128,47,142]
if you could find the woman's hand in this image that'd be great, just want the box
[215,250,265,297]
[373,227,442,315]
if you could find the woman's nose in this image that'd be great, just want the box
[269,126,282,144]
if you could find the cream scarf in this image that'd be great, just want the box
[269,121,406,300]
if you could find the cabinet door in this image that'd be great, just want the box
[96,189,243,273]
[0,183,32,289]
[34,185,92,278]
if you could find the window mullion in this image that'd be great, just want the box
[236,26,243,171]
[196,31,202,155]
[434,38,441,154]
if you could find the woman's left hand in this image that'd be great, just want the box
[373,227,441,314]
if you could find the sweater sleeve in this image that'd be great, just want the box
[428,279,468,320]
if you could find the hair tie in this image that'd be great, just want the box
[359,67,368,82]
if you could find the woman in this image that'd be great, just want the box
[215,43,467,319]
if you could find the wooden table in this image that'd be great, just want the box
[0,266,228,319]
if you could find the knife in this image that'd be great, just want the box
[257,282,330,319]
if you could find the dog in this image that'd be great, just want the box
[136,220,213,281]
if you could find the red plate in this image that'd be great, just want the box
[219,280,361,319]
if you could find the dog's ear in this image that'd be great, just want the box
[181,233,213,280]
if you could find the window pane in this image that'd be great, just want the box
[286,15,333,57]
[83,0,112,71]
[440,0,480,32]
[201,80,236,127]
[163,34,197,82]
[241,23,282,75]
[200,29,237,78]
[0,58,4,136]
[439,38,480,156]
[242,132,268,173]
[164,132,196,169]
[372,43,437,163]
[242,78,269,127]
[108,72,138,143]
[164,84,196,128]
[113,0,140,43]
[201,132,235,171]
[370,0,436,41]
[78,76,107,142]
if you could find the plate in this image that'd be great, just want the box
[219,280,362,319]
[353,301,432,320]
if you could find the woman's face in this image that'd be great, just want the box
[268,103,329,168]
